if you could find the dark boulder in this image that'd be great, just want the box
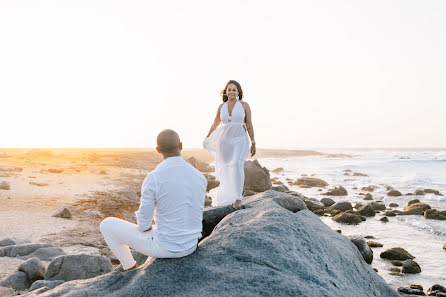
[404,203,431,215]
[244,160,272,192]
[294,177,328,188]
[358,205,376,217]
[387,190,402,197]
[401,259,421,274]
[332,213,362,225]
[424,209,446,220]
[323,186,348,196]
[380,247,414,260]
[350,236,373,264]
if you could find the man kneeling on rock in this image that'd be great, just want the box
[100,129,207,271]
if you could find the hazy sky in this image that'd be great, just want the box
[1,0,445,149]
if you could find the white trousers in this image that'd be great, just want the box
[100,217,197,270]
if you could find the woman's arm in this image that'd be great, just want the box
[206,104,223,137]
[243,102,256,157]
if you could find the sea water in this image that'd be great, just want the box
[258,149,446,290]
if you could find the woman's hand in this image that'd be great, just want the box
[251,143,256,157]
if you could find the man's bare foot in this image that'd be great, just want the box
[232,200,242,209]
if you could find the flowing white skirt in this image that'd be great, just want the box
[203,123,250,207]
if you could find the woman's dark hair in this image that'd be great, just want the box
[221,80,243,102]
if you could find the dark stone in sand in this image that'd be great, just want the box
[424,209,446,220]
[323,185,348,196]
[271,167,283,173]
[405,193,413,196]
[313,209,325,216]
[332,212,362,225]
[384,210,398,217]
[387,190,402,197]
[408,199,421,206]
[329,201,353,212]
[389,203,399,207]
[344,169,352,172]
[0,181,10,190]
[350,236,373,264]
[244,160,272,192]
[320,198,335,207]
[22,190,400,297]
[243,189,256,197]
[369,202,386,211]
[367,241,383,248]
[358,205,376,217]
[397,287,425,295]
[363,193,373,200]
[353,172,368,176]
[389,268,400,273]
[45,254,113,282]
[0,271,30,291]
[414,189,425,195]
[403,203,431,215]
[48,169,64,174]
[402,259,421,273]
[380,217,389,223]
[344,172,350,176]
[294,177,328,187]
[391,260,402,266]
[380,247,414,260]
[0,258,46,290]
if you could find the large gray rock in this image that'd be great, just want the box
[330,201,353,212]
[0,271,30,291]
[20,247,66,261]
[0,237,31,247]
[380,247,414,260]
[27,190,399,297]
[403,203,431,215]
[0,243,52,257]
[243,160,272,192]
[18,257,46,282]
[44,254,113,281]
[358,205,376,217]
[303,198,325,212]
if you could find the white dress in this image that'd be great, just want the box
[203,100,250,206]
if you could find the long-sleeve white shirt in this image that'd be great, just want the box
[135,156,207,252]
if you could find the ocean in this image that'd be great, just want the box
[257,149,446,290]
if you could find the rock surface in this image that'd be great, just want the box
[0,237,31,247]
[0,181,10,190]
[350,236,373,264]
[387,190,402,196]
[323,185,348,196]
[25,190,399,297]
[44,254,113,281]
[51,207,72,219]
[243,160,272,192]
[294,177,328,187]
[424,209,446,220]
[186,157,214,172]
[403,203,431,215]
[380,247,414,260]
[401,259,421,274]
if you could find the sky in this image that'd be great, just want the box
[1,0,445,149]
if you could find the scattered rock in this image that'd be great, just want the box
[408,199,421,206]
[48,169,64,174]
[363,193,373,200]
[380,247,414,260]
[443,243,446,250]
[344,169,352,172]
[332,213,362,225]
[403,203,431,215]
[380,217,389,223]
[303,198,325,212]
[18,257,46,283]
[244,160,272,192]
[204,174,220,192]
[402,259,421,273]
[427,284,446,296]
[350,236,373,264]
[294,177,328,188]
[323,186,348,196]
[369,202,386,211]
[204,196,212,207]
[0,237,31,247]
[387,190,402,197]
[45,254,113,281]
[0,243,52,257]
[414,189,425,196]
[271,167,283,173]
[320,198,335,207]
[0,181,10,190]
[344,172,350,176]
[389,203,399,207]
[358,205,376,217]
[186,157,214,172]
[389,267,400,273]
[367,241,383,248]
[51,207,72,219]
[98,170,107,175]
[20,247,66,261]
[271,185,289,192]
[243,190,256,197]
[353,172,368,176]
[0,271,30,291]
[330,201,353,212]
[29,181,49,187]
[361,185,376,192]
[409,284,423,291]
[424,188,443,196]
[397,287,425,296]
[391,260,403,266]
[424,209,446,220]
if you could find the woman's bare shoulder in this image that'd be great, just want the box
[241,101,250,109]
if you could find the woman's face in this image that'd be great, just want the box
[226,83,238,100]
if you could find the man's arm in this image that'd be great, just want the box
[134,174,157,232]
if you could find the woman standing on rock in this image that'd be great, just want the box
[203,80,256,208]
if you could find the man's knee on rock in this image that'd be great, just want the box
[100,217,115,234]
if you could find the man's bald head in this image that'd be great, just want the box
[156,129,181,155]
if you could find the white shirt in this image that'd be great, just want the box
[135,156,207,252]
